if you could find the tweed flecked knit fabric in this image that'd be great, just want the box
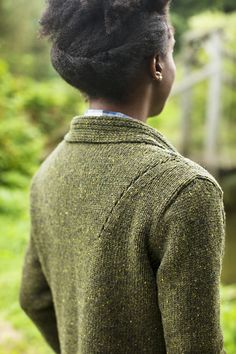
[19,114,227,354]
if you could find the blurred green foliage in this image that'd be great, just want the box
[0,1,51,78]
[221,285,236,352]
[171,0,236,50]
[0,188,53,353]
[0,57,86,188]
[0,59,45,188]
[187,12,236,162]
[21,78,85,148]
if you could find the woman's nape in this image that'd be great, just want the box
[88,31,176,124]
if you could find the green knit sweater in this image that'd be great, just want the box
[19,114,227,354]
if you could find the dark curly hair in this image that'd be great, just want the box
[38,0,172,104]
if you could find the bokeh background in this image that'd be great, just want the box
[0,1,236,353]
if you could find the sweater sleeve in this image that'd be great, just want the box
[155,177,226,354]
[19,228,61,354]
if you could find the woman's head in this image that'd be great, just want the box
[39,0,175,116]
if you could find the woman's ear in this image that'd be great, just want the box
[149,54,164,81]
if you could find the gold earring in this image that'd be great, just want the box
[155,72,163,81]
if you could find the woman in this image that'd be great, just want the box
[19,1,227,353]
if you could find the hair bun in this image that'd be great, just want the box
[104,0,170,35]
[104,0,142,35]
[144,0,170,13]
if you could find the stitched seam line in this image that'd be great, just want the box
[64,134,179,153]
[98,155,223,240]
[98,155,176,238]
[159,174,223,220]
[65,137,168,150]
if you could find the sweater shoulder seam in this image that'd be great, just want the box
[98,155,223,239]
[97,154,177,238]
[159,174,223,220]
